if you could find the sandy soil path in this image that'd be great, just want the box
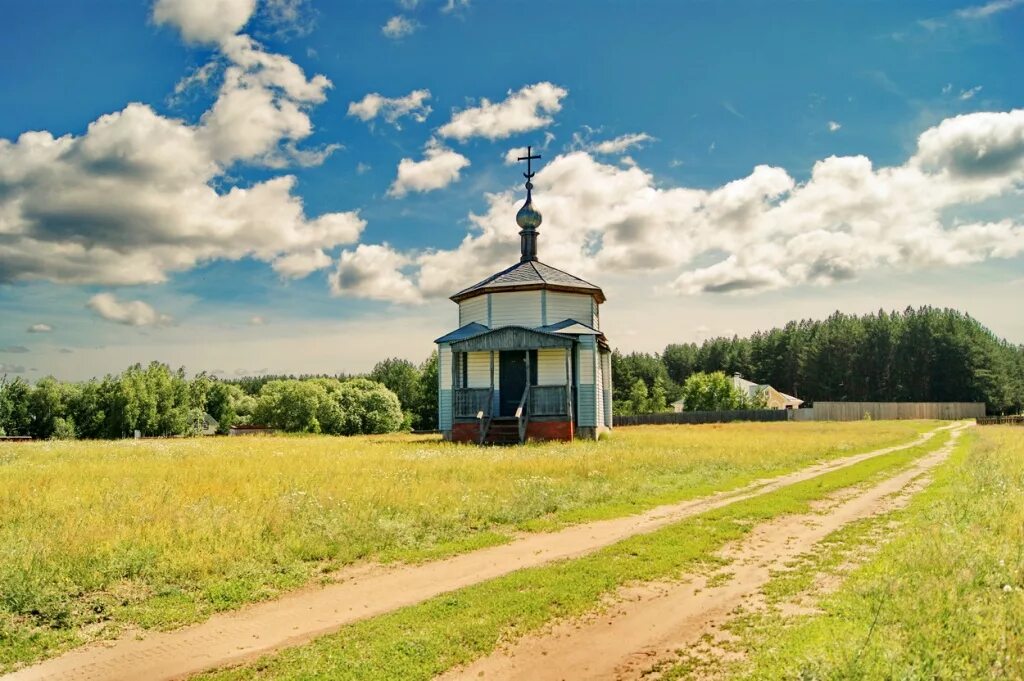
[440,424,968,681]
[2,424,958,681]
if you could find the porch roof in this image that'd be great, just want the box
[447,325,575,352]
[436,318,609,352]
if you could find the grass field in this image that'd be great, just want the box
[687,425,1024,680]
[0,421,931,670]
[195,427,952,681]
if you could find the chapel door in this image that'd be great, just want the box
[498,350,537,417]
[499,351,527,417]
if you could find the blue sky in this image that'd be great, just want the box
[1,0,1023,380]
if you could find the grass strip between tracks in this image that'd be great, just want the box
[669,426,1024,680]
[199,429,954,681]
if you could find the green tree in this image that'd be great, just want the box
[369,359,420,413]
[679,371,749,411]
[333,378,404,435]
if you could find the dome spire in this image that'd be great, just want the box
[515,145,542,262]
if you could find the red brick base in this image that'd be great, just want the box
[526,420,574,441]
[451,422,483,443]
[450,420,575,443]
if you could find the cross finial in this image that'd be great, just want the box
[517,145,542,182]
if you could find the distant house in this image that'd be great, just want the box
[228,424,276,436]
[672,373,803,412]
[731,373,803,410]
[197,412,219,436]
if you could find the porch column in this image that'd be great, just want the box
[566,346,574,423]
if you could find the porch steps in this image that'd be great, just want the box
[484,417,521,445]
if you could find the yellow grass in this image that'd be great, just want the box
[0,420,933,669]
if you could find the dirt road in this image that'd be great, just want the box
[440,425,967,680]
[3,424,958,681]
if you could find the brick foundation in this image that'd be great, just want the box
[526,420,573,441]
[451,422,484,443]
[450,419,575,443]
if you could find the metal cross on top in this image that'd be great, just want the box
[517,146,542,180]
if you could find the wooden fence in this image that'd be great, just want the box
[808,402,986,421]
[614,409,791,427]
[977,415,1024,426]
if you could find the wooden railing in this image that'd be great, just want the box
[530,385,569,416]
[454,388,492,418]
[515,384,530,443]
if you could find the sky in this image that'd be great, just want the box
[1,0,1023,381]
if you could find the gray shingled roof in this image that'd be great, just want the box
[450,260,606,303]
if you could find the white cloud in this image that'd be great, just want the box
[959,85,983,100]
[87,293,173,326]
[270,248,332,278]
[152,0,257,44]
[0,24,361,287]
[249,315,266,325]
[382,15,418,38]
[27,323,52,333]
[356,162,371,174]
[330,244,423,303]
[329,109,1024,303]
[388,141,470,197]
[437,82,568,142]
[828,121,842,132]
[441,0,470,12]
[956,0,1024,19]
[348,89,432,127]
[590,132,655,154]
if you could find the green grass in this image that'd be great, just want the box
[0,421,936,671]
[192,429,952,681]
[668,425,1024,680]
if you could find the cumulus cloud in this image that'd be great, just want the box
[382,15,418,38]
[328,109,1024,303]
[437,82,568,142]
[87,293,173,326]
[330,244,423,303]
[589,132,655,155]
[270,248,332,277]
[388,141,470,197]
[0,12,361,286]
[828,121,842,132]
[348,89,432,127]
[27,323,52,333]
[153,0,257,44]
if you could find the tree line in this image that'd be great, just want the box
[613,307,1024,415]
[2,306,1021,438]
[0,354,439,439]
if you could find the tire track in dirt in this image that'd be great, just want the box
[439,424,969,681]
[2,424,958,681]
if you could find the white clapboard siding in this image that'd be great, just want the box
[490,291,542,327]
[546,291,593,327]
[459,296,488,326]
[438,345,453,390]
[466,351,491,388]
[537,348,567,385]
[602,351,613,426]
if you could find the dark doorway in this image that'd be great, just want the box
[499,350,537,416]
